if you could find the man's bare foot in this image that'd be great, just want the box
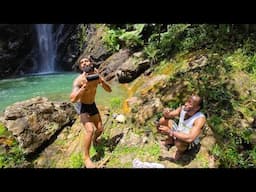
[85,158,96,168]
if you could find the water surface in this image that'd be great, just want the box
[0,73,127,112]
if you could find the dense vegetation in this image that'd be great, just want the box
[0,123,28,168]
[103,24,256,167]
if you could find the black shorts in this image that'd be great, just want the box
[75,102,99,116]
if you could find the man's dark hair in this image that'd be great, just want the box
[192,94,204,110]
[72,55,94,73]
[78,55,93,63]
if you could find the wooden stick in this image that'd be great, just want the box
[97,156,111,168]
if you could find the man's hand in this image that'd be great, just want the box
[163,108,171,119]
[94,68,99,73]
[81,71,88,79]
[158,125,171,134]
[80,72,88,89]
[98,71,112,92]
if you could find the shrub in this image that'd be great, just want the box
[69,153,84,168]
[110,97,122,109]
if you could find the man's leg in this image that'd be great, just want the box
[158,117,174,145]
[81,113,96,168]
[174,140,189,160]
[92,113,103,145]
[158,117,168,129]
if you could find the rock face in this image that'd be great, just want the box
[33,118,84,168]
[74,24,111,71]
[0,24,34,78]
[116,52,150,83]
[133,98,164,125]
[99,50,151,83]
[55,24,86,71]
[126,75,169,125]
[74,25,150,83]
[2,97,76,154]
[99,49,130,81]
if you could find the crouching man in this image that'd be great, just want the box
[157,94,206,160]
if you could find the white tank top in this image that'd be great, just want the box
[176,106,205,144]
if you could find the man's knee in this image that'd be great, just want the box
[84,125,94,135]
[159,117,168,125]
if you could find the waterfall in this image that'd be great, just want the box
[35,24,57,73]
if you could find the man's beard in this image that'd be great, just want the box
[83,66,94,73]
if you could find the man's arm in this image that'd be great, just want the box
[99,75,112,92]
[171,116,206,143]
[70,77,87,103]
[163,106,182,119]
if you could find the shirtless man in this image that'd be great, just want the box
[70,56,112,168]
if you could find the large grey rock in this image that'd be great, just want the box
[116,52,150,83]
[3,97,76,154]
[99,49,130,81]
[99,49,153,83]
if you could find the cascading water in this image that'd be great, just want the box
[35,24,57,73]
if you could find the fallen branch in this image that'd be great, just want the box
[97,156,111,168]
